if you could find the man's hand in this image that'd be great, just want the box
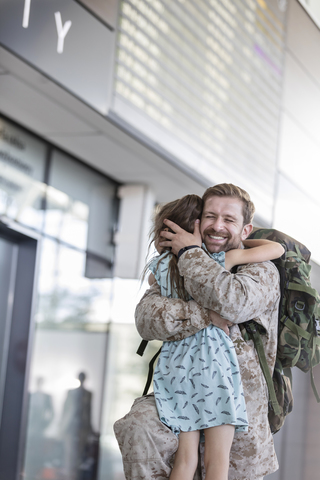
[209,310,232,336]
[159,218,202,256]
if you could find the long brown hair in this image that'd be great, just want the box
[144,194,203,300]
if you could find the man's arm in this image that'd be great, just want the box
[178,248,280,326]
[135,282,214,342]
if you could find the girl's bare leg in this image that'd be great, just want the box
[170,430,200,480]
[204,425,235,480]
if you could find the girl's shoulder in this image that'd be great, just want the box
[149,251,173,273]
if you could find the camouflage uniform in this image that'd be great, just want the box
[114,248,280,480]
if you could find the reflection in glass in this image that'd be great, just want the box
[45,185,89,251]
[24,378,54,480]
[44,150,117,260]
[35,238,113,327]
[25,329,108,480]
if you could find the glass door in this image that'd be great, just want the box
[0,236,19,425]
[0,221,38,480]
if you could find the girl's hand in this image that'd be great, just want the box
[158,219,202,256]
[209,310,232,336]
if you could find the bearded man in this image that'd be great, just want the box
[114,183,280,480]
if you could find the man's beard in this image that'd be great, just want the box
[203,228,242,253]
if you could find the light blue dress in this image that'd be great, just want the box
[150,250,248,437]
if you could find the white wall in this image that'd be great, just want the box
[274,0,320,265]
[269,2,320,478]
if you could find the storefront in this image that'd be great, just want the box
[0,112,167,479]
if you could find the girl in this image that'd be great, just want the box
[145,194,284,480]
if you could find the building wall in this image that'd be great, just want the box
[274,0,320,264]
[268,2,320,479]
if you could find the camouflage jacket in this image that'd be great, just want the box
[135,247,280,479]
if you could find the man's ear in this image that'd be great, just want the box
[241,223,253,240]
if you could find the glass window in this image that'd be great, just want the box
[35,237,114,327]
[0,117,47,231]
[44,149,118,263]
[24,328,108,480]
[97,322,161,480]
[14,129,122,480]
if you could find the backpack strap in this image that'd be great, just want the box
[283,367,292,383]
[287,282,319,298]
[281,316,320,368]
[245,321,281,416]
[136,339,149,357]
[142,347,162,396]
[136,339,162,396]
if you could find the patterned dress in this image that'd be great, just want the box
[150,250,248,437]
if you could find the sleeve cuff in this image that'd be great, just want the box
[178,245,200,259]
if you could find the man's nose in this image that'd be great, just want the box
[212,217,224,231]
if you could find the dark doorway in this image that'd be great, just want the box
[0,221,38,480]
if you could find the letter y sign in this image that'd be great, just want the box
[54,12,72,54]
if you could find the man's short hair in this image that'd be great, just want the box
[202,183,255,225]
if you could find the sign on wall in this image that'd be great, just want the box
[112,0,287,225]
[0,0,116,114]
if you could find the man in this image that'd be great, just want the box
[114,183,280,480]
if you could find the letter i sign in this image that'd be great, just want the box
[22,0,72,54]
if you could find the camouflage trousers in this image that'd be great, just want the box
[114,393,269,480]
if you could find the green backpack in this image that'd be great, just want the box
[245,228,320,434]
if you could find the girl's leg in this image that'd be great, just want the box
[203,425,235,480]
[170,430,200,480]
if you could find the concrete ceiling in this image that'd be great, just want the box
[0,46,208,203]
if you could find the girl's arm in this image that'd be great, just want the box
[148,272,156,286]
[225,239,285,271]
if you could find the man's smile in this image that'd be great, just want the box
[208,234,227,240]
[205,230,230,242]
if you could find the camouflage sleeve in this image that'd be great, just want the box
[178,247,280,325]
[135,282,211,342]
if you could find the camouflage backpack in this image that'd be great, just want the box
[245,228,320,434]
